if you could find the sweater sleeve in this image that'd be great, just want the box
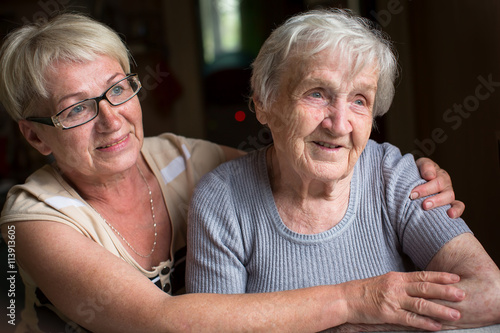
[379,142,471,269]
[186,167,248,294]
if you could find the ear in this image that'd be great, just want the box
[253,98,268,125]
[18,120,53,156]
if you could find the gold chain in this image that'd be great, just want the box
[96,163,157,258]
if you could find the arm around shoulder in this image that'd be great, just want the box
[1,221,350,332]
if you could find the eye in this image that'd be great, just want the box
[110,85,125,96]
[354,99,365,106]
[67,104,86,117]
[61,100,94,121]
[310,91,322,98]
[303,88,330,106]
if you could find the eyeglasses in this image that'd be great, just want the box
[26,74,142,130]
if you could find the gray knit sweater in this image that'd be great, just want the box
[186,140,470,294]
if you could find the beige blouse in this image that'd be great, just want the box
[0,132,226,332]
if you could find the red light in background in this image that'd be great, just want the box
[235,110,246,122]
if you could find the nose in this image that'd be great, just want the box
[321,99,352,135]
[94,100,122,132]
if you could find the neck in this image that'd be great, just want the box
[267,146,352,234]
[54,159,148,209]
[268,145,352,200]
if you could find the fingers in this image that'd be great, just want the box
[400,299,460,331]
[411,168,451,200]
[447,200,466,219]
[407,270,461,284]
[415,157,438,180]
[410,182,465,218]
[399,272,464,330]
[346,272,464,331]
[398,309,443,332]
[420,188,455,210]
[397,272,463,331]
[413,159,463,216]
[410,162,466,218]
[407,281,465,302]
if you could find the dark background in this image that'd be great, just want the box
[0,0,499,330]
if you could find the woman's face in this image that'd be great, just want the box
[263,49,378,183]
[32,55,144,180]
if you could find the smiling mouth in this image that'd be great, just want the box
[97,135,128,149]
[314,141,342,149]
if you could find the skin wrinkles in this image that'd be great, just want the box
[0,12,475,333]
[20,55,144,185]
[267,50,377,192]
[256,49,380,233]
[53,72,125,111]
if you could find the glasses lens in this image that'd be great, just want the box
[106,76,141,106]
[58,99,98,128]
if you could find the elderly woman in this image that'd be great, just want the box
[0,12,468,333]
[186,9,500,331]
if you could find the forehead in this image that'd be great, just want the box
[51,55,122,77]
[43,55,125,110]
[282,49,379,91]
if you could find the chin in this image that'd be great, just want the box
[310,164,349,182]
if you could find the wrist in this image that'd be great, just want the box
[322,284,351,327]
[337,281,356,324]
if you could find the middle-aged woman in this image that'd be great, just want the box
[186,9,500,332]
[0,12,470,333]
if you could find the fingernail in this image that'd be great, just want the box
[410,192,419,200]
[424,201,433,210]
[451,309,461,320]
[456,290,465,298]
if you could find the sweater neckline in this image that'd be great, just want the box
[258,145,360,243]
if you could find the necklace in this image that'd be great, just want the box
[100,163,158,258]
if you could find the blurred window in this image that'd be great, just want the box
[200,0,242,65]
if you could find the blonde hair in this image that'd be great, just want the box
[250,8,398,117]
[0,13,132,121]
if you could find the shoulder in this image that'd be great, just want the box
[357,140,424,226]
[361,140,421,185]
[144,133,224,160]
[361,140,406,164]
[143,133,226,181]
[0,165,93,234]
[191,149,263,203]
[198,148,261,185]
[2,164,69,212]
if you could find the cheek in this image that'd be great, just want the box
[354,116,373,139]
[270,106,320,141]
[48,138,93,170]
[350,118,373,157]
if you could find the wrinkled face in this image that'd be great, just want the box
[32,55,144,180]
[261,49,378,182]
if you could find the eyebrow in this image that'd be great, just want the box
[294,77,378,94]
[56,73,124,107]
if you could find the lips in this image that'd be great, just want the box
[314,141,342,149]
[97,135,128,149]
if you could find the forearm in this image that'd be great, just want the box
[10,221,344,332]
[169,286,347,332]
[38,259,345,332]
[439,275,500,330]
[426,233,500,328]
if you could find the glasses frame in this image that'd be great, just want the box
[26,73,141,130]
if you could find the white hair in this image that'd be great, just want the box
[0,13,132,121]
[250,8,398,117]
